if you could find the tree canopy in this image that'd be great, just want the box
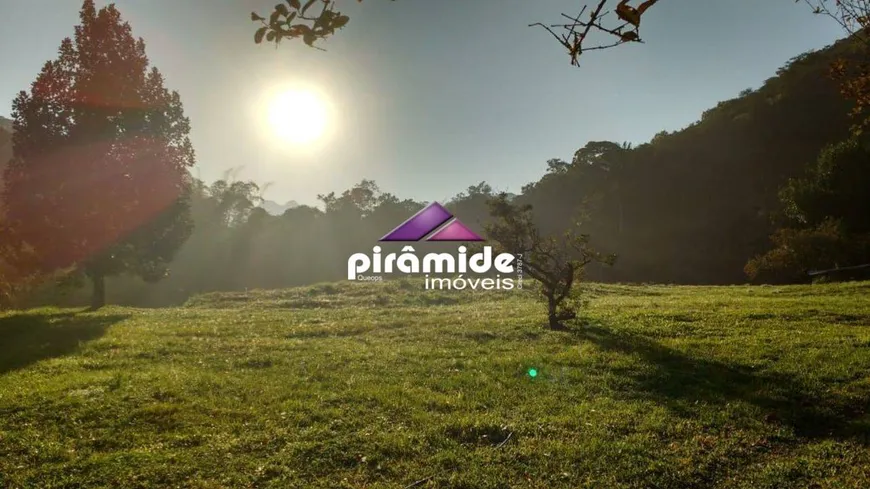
[1,0,195,309]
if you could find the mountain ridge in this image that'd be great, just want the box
[259,199,299,216]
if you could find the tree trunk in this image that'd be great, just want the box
[547,296,559,329]
[90,272,106,310]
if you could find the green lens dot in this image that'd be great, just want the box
[528,368,538,378]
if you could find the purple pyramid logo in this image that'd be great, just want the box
[380,202,484,242]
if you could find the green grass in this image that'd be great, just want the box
[1,280,869,488]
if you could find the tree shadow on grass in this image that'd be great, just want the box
[0,311,130,374]
[573,323,870,446]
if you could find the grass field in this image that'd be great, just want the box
[1,280,869,488]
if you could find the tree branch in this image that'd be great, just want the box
[530,1,652,66]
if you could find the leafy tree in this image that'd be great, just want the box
[780,137,870,234]
[1,0,195,309]
[208,179,264,228]
[485,193,615,329]
[747,136,870,281]
[251,0,355,50]
[545,159,571,175]
[318,179,382,217]
[544,141,635,239]
[522,141,631,237]
[444,181,494,235]
[744,219,870,282]
[368,191,424,230]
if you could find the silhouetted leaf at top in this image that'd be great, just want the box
[289,0,301,10]
[313,11,328,29]
[303,31,316,47]
[251,12,265,21]
[275,3,289,16]
[254,26,267,44]
[334,15,349,29]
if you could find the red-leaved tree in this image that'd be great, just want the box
[2,0,196,309]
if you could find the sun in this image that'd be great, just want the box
[266,89,329,145]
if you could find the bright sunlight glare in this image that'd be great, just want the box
[266,88,330,146]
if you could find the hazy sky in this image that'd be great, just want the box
[0,1,847,206]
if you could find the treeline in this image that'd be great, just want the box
[9,33,870,308]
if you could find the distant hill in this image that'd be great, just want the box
[259,199,299,216]
[521,34,862,284]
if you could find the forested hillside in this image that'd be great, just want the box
[17,34,868,307]
[450,34,863,284]
[520,37,860,284]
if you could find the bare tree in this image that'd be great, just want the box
[484,194,615,330]
[802,0,870,38]
[528,0,659,66]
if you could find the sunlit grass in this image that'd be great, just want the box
[1,280,869,488]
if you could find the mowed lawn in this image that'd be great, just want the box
[1,281,869,488]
